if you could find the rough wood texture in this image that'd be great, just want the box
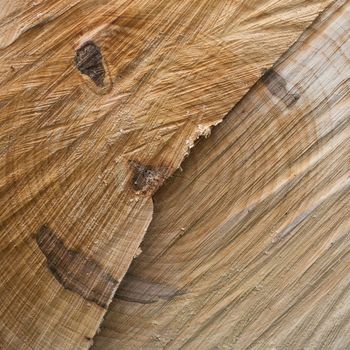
[94,1,350,349]
[0,0,336,349]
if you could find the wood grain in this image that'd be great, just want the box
[94,1,350,349]
[0,0,335,349]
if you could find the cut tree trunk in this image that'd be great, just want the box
[93,1,350,349]
[0,0,342,349]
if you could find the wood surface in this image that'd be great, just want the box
[0,0,338,349]
[94,1,350,349]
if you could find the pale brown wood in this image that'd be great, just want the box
[0,0,335,349]
[94,1,350,349]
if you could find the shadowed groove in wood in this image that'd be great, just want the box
[115,274,185,304]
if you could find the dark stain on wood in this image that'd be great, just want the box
[75,41,105,86]
[261,68,300,107]
[36,225,119,308]
[130,160,169,195]
[115,274,185,304]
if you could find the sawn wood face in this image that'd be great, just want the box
[0,0,334,349]
[94,2,350,349]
